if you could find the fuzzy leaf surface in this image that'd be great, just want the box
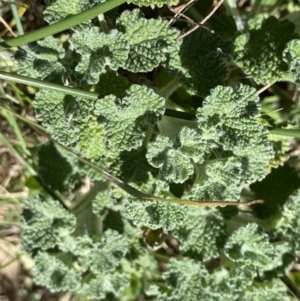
[14,36,66,84]
[129,0,179,7]
[43,0,106,24]
[166,28,233,97]
[116,10,179,72]
[94,84,165,152]
[80,272,130,299]
[21,197,76,252]
[33,252,81,292]
[196,85,274,183]
[146,127,207,183]
[275,190,300,250]
[70,26,129,84]
[234,16,298,84]
[33,90,95,146]
[172,207,227,261]
[125,180,186,229]
[225,223,293,273]
[283,39,300,89]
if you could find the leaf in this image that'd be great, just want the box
[225,223,294,273]
[21,196,76,252]
[129,0,179,7]
[33,252,81,292]
[14,36,67,84]
[37,142,73,191]
[275,189,300,250]
[116,9,179,72]
[43,0,106,24]
[33,90,95,146]
[234,16,298,84]
[166,27,233,97]
[94,84,165,152]
[70,26,129,85]
[283,39,300,89]
[251,164,300,218]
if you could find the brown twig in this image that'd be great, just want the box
[168,0,196,26]
[177,0,224,40]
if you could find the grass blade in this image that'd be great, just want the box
[0,0,127,50]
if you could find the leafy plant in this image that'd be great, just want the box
[1,0,300,300]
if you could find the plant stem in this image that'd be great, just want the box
[249,0,262,19]
[2,72,300,137]
[270,128,300,138]
[9,0,24,36]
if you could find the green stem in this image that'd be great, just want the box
[249,0,262,19]
[3,110,30,156]
[157,78,180,99]
[0,132,35,175]
[10,0,24,36]
[270,128,300,138]
[224,0,244,31]
[0,71,97,99]
[186,6,203,23]
[0,0,126,50]
[0,72,196,120]
[280,274,300,301]
[2,72,300,138]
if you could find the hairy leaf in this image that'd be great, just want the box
[116,10,179,72]
[43,0,106,24]
[70,26,129,85]
[283,39,300,89]
[33,252,81,292]
[14,36,67,84]
[94,84,165,152]
[21,197,76,252]
[166,27,233,97]
[234,16,298,84]
[225,223,293,273]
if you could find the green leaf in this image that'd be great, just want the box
[146,127,211,183]
[125,180,186,229]
[95,69,131,98]
[275,190,300,250]
[110,148,158,185]
[80,271,130,299]
[44,0,106,24]
[225,223,293,273]
[242,283,289,301]
[283,39,300,89]
[14,36,67,84]
[166,27,233,97]
[90,229,128,274]
[94,84,165,152]
[33,252,81,292]
[208,14,238,40]
[161,258,210,301]
[33,90,95,146]
[21,196,76,252]
[129,0,179,7]
[234,16,298,84]
[172,207,227,261]
[116,9,179,72]
[197,85,274,183]
[189,157,248,201]
[251,164,300,218]
[70,25,129,85]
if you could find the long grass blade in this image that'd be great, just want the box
[0,0,126,50]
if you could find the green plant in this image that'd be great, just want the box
[1,0,300,300]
